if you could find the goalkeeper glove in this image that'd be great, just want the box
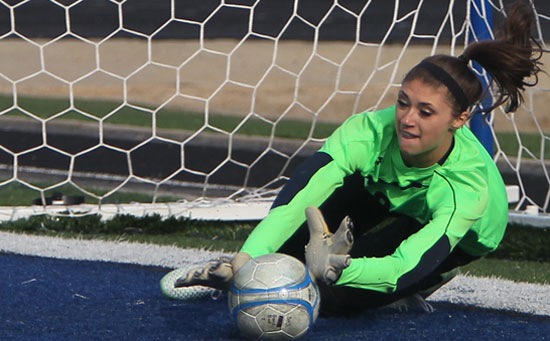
[304,206,354,285]
[174,252,251,291]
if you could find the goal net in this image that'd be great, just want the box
[0,0,548,223]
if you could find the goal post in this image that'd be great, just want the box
[468,0,494,156]
[0,0,548,226]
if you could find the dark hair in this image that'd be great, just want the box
[403,0,545,116]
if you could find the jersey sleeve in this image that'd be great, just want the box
[335,169,488,293]
[239,113,382,258]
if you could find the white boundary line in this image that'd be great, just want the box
[0,200,273,222]
[0,199,548,228]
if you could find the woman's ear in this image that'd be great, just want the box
[451,110,470,131]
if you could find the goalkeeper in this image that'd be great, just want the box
[173,0,545,316]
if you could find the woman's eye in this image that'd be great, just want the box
[397,99,408,107]
[420,110,432,117]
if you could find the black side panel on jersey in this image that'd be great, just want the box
[395,235,451,291]
[272,152,333,209]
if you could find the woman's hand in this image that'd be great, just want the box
[174,252,252,291]
[304,206,354,285]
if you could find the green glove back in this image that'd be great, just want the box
[174,252,251,291]
[304,206,354,285]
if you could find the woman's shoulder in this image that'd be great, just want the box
[337,105,396,139]
[321,106,396,162]
[351,105,396,124]
[436,126,501,192]
[451,126,494,167]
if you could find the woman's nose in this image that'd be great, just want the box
[401,109,416,126]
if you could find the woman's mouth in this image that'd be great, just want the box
[401,130,419,139]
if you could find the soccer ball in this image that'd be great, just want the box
[228,253,320,340]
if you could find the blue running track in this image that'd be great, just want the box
[2,253,550,340]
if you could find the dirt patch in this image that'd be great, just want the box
[1,38,549,133]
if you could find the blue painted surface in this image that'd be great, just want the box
[2,253,549,340]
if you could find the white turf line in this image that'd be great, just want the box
[1,231,549,317]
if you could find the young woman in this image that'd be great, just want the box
[174,0,545,316]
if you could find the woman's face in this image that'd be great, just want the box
[395,79,468,168]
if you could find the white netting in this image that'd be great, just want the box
[0,0,548,222]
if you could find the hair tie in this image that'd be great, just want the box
[457,54,468,63]
[415,61,469,112]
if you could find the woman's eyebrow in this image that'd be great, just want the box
[398,90,436,108]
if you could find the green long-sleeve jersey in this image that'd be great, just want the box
[240,106,508,293]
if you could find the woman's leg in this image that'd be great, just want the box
[311,199,480,315]
[318,245,480,316]
[274,172,480,316]
[274,172,422,315]
[317,214,425,316]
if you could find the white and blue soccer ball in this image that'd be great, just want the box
[228,253,320,340]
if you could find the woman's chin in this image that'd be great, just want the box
[399,140,422,156]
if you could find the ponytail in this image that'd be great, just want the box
[404,0,545,115]
[460,0,545,113]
